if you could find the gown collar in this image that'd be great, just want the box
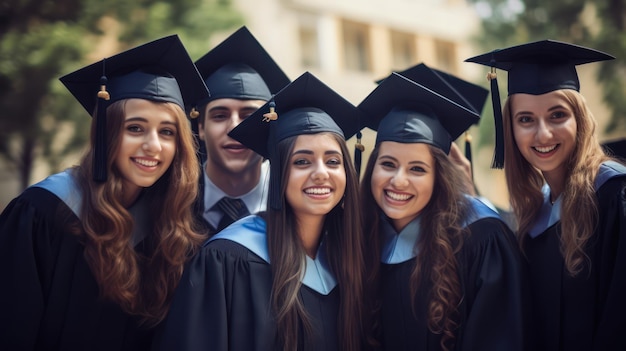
[32,169,151,246]
[529,160,626,238]
[209,215,337,295]
[380,196,500,264]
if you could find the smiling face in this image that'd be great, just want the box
[199,98,265,178]
[114,98,178,201]
[510,91,577,182]
[371,141,435,232]
[285,133,347,221]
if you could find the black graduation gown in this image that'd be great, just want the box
[0,177,153,350]
[153,215,340,351]
[524,163,626,351]
[380,200,527,351]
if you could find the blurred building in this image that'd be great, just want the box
[223,0,516,207]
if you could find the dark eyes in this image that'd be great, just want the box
[292,157,342,166]
[378,160,426,173]
[379,161,396,168]
[517,110,569,123]
[127,125,143,133]
[125,124,176,137]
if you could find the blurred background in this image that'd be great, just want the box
[1,0,625,212]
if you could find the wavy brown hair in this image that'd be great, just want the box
[361,144,470,351]
[503,90,611,275]
[266,132,365,351]
[74,99,205,326]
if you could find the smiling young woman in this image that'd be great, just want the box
[467,39,626,351]
[359,69,526,351]
[155,72,367,351]
[0,36,209,350]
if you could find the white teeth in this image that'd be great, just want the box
[386,191,411,201]
[534,145,557,153]
[305,187,331,195]
[134,159,158,167]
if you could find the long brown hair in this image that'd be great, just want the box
[75,99,205,326]
[361,144,470,351]
[266,132,365,351]
[503,90,611,275]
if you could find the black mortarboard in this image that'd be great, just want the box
[378,63,488,116]
[358,72,479,154]
[194,26,290,106]
[603,138,626,159]
[60,35,209,182]
[228,71,360,210]
[465,39,614,168]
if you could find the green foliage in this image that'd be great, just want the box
[467,0,626,149]
[0,0,243,189]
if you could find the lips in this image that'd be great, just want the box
[132,158,159,167]
[385,190,412,201]
[533,144,558,153]
[304,187,331,195]
[223,143,246,150]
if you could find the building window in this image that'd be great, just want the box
[341,20,371,72]
[434,39,457,72]
[391,30,416,70]
[299,26,320,68]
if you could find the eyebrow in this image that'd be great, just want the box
[125,116,177,126]
[514,103,569,116]
[292,149,342,156]
[208,106,259,113]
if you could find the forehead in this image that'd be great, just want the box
[292,133,342,151]
[205,98,267,110]
[378,141,433,163]
[510,90,572,112]
[123,98,178,122]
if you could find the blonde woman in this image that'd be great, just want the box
[467,40,626,351]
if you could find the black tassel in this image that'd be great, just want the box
[268,121,282,210]
[465,131,473,176]
[94,74,109,182]
[354,131,364,178]
[488,68,504,169]
[265,97,282,210]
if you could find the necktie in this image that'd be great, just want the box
[215,197,250,232]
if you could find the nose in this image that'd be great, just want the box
[143,131,162,154]
[227,112,244,133]
[536,119,553,143]
[311,160,330,182]
[390,169,409,189]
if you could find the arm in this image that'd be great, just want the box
[0,192,49,350]
[459,219,529,351]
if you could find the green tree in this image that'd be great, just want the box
[0,0,243,190]
[467,0,626,147]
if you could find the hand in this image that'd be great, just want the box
[449,142,476,196]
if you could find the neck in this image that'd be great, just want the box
[296,214,325,259]
[542,167,567,202]
[206,161,262,197]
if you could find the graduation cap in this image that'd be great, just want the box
[228,71,360,210]
[385,63,489,168]
[358,72,479,154]
[194,26,290,107]
[465,39,614,168]
[59,35,209,182]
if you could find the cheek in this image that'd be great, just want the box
[206,122,228,139]
[162,140,177,163]
[370,169,386,198]
[334,169,347,193]
[512,125,531,148]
